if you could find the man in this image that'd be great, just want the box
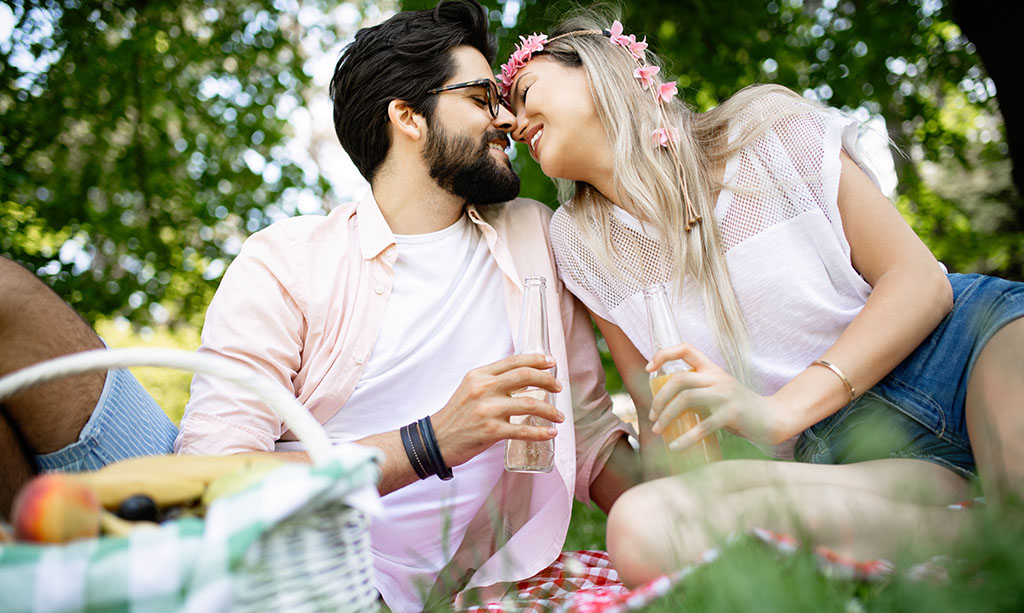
[177,2,640,607]
[0,1,638,609]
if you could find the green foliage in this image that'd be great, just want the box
[1,0,336,326]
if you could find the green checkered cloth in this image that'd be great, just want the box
[0,446,381,613]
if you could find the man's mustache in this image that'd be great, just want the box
[481,129,512,151]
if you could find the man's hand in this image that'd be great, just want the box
[430,353,565,468]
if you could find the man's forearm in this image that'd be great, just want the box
[243,432,422,496]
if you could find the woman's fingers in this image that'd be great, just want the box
[651,385,717,434]
[648,370,713,422]
[646,343,719,374]
[666,410,730,451]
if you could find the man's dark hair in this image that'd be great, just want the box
[329,0,496,182]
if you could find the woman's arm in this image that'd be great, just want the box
[767,151,952,438]
[651,151,952,448]
[592,311,681,479]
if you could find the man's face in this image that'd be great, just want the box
[424,46,520,205]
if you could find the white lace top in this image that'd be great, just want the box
[551,93,880,409]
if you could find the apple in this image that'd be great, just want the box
[11,473,102,544]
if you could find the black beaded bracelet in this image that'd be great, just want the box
[400,422,430,480]
[418,416,453,481]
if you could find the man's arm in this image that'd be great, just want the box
[239,353,566,495]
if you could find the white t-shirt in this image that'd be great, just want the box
[279,213,514,611]
[550,93,885,457]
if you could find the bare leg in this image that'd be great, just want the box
[0,258,105,517]
[607,457,970,587]
[965,317,1024,502]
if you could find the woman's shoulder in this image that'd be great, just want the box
[720,85,835,143]
[549,205,577,244]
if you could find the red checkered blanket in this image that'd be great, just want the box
[461,517,968,613]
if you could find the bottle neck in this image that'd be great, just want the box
[645,284,691,373]
[517,280,550,355]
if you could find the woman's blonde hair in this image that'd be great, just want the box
[538,12,815,382]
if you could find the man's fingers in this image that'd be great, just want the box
[480,353,555,375]
[504,422,559,442]
[667,411,728,452]
[507,395,564,423]
[496,366,562,395]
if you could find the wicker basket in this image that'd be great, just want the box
[0,348,381,613]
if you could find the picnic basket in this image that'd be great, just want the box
[0,348,382,613]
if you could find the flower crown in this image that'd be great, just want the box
[499,21,701,230]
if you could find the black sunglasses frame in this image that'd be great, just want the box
[426,79,505,118]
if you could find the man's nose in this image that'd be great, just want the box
[493,103,517,134]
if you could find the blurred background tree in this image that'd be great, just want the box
[3,0,1021,333]
[0,0,388,328]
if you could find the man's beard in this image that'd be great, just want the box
[424,125,520,205]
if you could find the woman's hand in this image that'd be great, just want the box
[647,344,784,449]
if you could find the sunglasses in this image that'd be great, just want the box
[427,78,505,118]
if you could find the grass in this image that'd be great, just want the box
[564,482,1024,612]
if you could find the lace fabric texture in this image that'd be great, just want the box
[551,92,877,408]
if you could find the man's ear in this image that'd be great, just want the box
[387,99,426,142]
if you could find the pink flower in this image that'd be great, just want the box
[518,33,548,55]
[658,81,678,103]
[627,35,648,61]
[608,20,629,47]
[652,127,678,147]
[498,33,548,97]
[633,65,661,89]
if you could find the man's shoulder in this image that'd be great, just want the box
[481,197,554,229]
[255,202,355,243]
[506,197,554,220]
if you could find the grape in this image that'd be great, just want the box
[115,494,160,522]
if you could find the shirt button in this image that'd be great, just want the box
[374,285,385,295]
[385,246,396,259]
[354,355,364,365]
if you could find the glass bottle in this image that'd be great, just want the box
[644,284,721,464]
[505,276,556,473]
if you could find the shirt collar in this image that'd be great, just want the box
[356,189,397,260]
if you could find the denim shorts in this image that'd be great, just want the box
[35,367,178,472]
[795,273,1024,479]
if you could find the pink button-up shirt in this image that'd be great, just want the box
[175,191,628,603]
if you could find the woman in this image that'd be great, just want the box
[501,14,1024,586]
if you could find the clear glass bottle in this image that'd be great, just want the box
[644,284,721,465]
[505,276,556,473]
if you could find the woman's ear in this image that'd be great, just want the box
[387,99,426,142]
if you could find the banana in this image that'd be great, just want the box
[99,511,159,538]
[78,454,286,510]
[201,460,287,506]
[78,472,207,509]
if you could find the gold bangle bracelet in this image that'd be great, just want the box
[812,359,856,402]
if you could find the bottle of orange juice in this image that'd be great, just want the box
[643,284,721,464]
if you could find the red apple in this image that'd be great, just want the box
[11,474,101,544]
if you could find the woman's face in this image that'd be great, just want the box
[509,56,613,190]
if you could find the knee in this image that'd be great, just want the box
[606,482,680,587]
